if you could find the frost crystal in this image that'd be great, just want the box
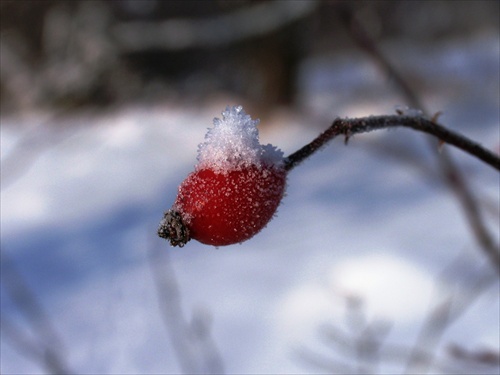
[197,105,283,172]
[394,105,425,118]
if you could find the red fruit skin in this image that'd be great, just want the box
[174,164,286,246]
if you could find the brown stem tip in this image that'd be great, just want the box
[158,209,191,247]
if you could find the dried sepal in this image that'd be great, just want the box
[158,209,191,247]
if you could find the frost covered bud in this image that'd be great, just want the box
[158,105,287,247]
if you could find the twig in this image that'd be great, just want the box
[1,251,73,374]
[336,4,500,274]
[147,237,225,374]
[405,263,497,374]
[337,5,425,111]
[284,115,500,173]
[147,241,201,374]
[1,315,72,375]
[284,114,500,273]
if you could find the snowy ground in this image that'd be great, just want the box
[1,34,499,374]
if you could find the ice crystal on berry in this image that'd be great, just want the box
[159,105,287,247]
[197,105,284,173]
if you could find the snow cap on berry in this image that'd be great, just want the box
[197,105,283,173]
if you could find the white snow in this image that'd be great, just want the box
[197,105,284,173]
[1,34,499,375]
[327,253,435,323]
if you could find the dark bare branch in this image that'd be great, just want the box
[284,115,500,173]
[337,3,500,275]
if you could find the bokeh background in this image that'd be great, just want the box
[1,1,499,374]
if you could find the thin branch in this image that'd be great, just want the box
[147,240,201,374]
[147,237,225,374]
[285,114,500,273]
[0,251,73,374]
[338,4,500,274]
[284,115,500,173]
[318,321,463,374]
[337,5,425,111]
[1,315,72,375]
[405,264,498,374]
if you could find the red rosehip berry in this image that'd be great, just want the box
[158,106,287,247]
[175,164,286,246]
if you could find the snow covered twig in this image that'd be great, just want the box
[284,115,500,172]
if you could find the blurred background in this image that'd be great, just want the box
[2,0,498,114]
[1,1,499,374]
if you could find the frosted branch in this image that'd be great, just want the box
[284,115,500,172]
[337,3,500,274]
